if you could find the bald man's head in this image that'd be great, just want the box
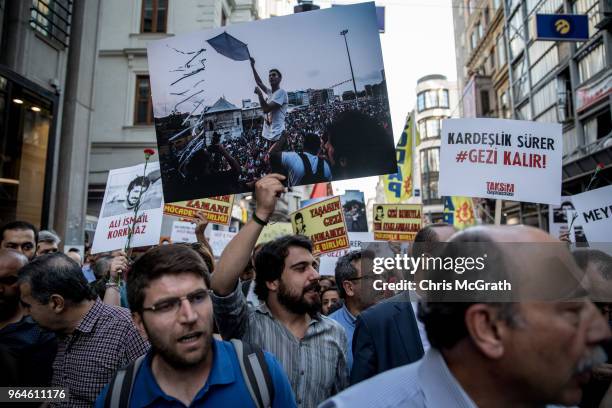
[0,249,28,321]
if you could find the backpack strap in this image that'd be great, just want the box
[313,155,325,178]
[104,354,146,408]
[231,339,275,408]
[298,153,315,181]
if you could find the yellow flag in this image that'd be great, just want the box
[381,115,414,203]
[443,196,476,229]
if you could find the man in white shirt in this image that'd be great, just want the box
[250,57,288,144]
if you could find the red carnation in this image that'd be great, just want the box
[596,163,604,170]
[144,148,155,159]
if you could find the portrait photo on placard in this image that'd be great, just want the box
[147,2,395,202]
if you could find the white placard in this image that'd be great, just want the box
[170,221,197,243]
[571,185,612,243]
[439,118,562,205]
[318,232,373,276]
[92,162,164,253]
[209,230,237,257]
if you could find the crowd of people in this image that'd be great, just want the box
[2,174,612,407]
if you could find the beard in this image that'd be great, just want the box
[0,295,19,321]
[143,320,212,370]
[277,279,321,316]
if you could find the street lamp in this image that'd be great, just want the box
[294,0,320,13]
[340,29,358,102]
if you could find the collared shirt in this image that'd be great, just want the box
[320,348,569,408]
[410,301,430,352]
[212,283,349,408]
[50,299,149,408]
[94,339,297,408]
[0,315,56,386]
[328,305,356,371]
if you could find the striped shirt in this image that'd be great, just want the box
[50,299,149,407]
[212,284,349,408]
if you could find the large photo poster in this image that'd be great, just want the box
[92,162,164,253]
[147,2,395,201]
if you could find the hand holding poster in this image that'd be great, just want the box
[548,196,588,244]
[92,162,164,253]
[291,196,349,256]
[372,204,422,241]
[170,221,198,243]
[439,118,562,205]
[164,195,234,225]
[571,185,612,243]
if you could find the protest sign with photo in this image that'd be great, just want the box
[341,190,368,232]
[318,232,372,276]
[571,185,612,243]
[163,195,234,225]
[147,2,395,202]
[92,162,164,253]
[548,196,588,244]
[256,222,293,246]
[170,220,197,243]
[291,196,349,256]
[372,204,422,241]
[439,118,562,205]
[209,230,237,257]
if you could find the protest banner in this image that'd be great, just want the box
[209,230,237,257]
[170,221,198,243]
[164,195,234,225]
[439,118,562,205]
[341,190,368,232]
[291,196,349,256]
[381,114,417,203]
[147,3,395,202]
[372,204,422,241]
[256,222,293,246]
[443,196,477,230]
[91,162,163,253]
[318,232,372,276]
[571,185,612,243]
[548,196,588,244]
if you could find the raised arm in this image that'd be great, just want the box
[250,57,270,95]
[211,174,286,296]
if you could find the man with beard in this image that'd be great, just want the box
[0,221,37,260]
[95,245,295,407]
[211,173,349,408]
[18,253,149,407]
[329,250,384,372]
[322,225,611,407]
[0,249,56,386]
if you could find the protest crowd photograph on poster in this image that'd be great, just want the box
[147,3,395,202]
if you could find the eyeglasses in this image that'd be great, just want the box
[142,289,211,314]
[0,275,18,286]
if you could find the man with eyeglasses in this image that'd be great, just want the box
[95,244,296,408]
[329,250,384,372]
[18,253,149,407]
[0,249,56,387]
[0,220,37,260]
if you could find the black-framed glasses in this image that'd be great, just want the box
[142,289,211,314]
[0,275,18,286]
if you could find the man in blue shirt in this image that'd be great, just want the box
[95,245,295,408]
[329,250,382,372]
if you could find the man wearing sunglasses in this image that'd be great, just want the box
[95,244,296,407]
[0,249,56,387]
[0,221,37,261]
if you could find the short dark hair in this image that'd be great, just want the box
[128,176,150,193]
[335,251,362,299]
[127,244,211,313]
[294,212,303,221]
[573,249,612,280]
[0,221,38,243]
[376,206,383,212]
[269,68,282,78]
[67,248,80,253]
[412,223,453,258]
[321,286,340,299]
[418,228,516,350]
[254,235,312,301]
[302,133,320,155]
[18,253,95,304]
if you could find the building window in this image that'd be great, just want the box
[493,0,501,10]
[578,42,606,84]
[512,57,529,100]
[480,90,491,115]
[530,45,559,86]
[417,93,425,112]
[29,0,72,47]
[499,91,510,118]
[583,110,612,145]
[532,80,556,117]
[471,27,479,50]
[508,7,524,59]
[420,148,440,204]
[572,0,600,38]
[418,118,442,139]
[417,89,449,112]
[141,0,168,33]
[496,34,507,67]
[134,76,153,125]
